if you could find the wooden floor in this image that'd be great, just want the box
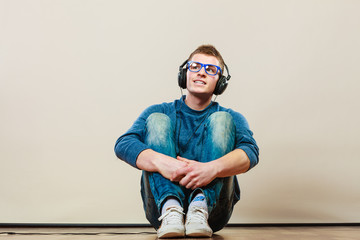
[0,226,359,240]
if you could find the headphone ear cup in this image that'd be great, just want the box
[178,68,187,89]
[214,75,228,95]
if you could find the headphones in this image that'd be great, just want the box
[178,59,231,95]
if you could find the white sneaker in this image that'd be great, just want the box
[185,206,213,237]
[157,206,185,238]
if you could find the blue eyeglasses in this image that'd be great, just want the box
[187,61,222,76]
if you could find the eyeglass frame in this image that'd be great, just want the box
[186,61,223,76]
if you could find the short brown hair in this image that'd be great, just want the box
[188,44,225,72]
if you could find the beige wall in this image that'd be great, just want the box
[1,0,359,223]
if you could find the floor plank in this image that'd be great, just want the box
[0,226,359,240]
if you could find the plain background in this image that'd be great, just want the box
[1,0,360,224]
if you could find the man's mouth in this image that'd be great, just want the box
[194,80,206,85]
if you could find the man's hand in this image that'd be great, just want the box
[157,156,189,180]
[138,149,250,188]
[171,156,218,190]
[136,149,188,180]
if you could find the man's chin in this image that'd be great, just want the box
[187,90,213,99]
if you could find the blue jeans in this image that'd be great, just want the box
[140,112,240,232]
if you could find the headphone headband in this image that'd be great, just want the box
[179,60,188,71]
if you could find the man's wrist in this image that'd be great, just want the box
[209,160,222,179]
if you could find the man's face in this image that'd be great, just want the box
[186,53,220,97]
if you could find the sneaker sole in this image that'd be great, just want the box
[186,229,212,237]
[158,229,185,238]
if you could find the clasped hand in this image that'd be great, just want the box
[170,156,217,190]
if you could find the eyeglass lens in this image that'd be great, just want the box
[188,62,219,76]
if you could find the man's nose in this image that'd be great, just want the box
[198,66,206,76]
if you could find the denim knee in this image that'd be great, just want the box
[145,113,176,157]
[206,111,235,157]
[145,113,172,145]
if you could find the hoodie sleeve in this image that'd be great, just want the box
[114,104,163,168]
[230,110,260,170]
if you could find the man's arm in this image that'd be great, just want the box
[172,149,250,190]
[136,149,188,180]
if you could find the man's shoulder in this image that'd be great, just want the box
[216,105,249,127]
[216,104,241,116]
[140,99,177,116]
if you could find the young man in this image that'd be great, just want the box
[114,45,259,238]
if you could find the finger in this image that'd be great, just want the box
[171,167,187,181]
[179,174,192,187]
[186,180,194,189]
[177,156,189,162]
[176,167,188,177]
[177,156,194,162]
[171,172,179,182]
[187,183,194,189]
[171,171,185,182]
[187,179,199,190]
[177,157,195,164]
[171,174,185,182]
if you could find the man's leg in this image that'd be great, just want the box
[186,111,240,233]
[140,113,186,235]
[206,176,239,232]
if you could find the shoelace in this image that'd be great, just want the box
[158,207,184,223]
[187,206,208,223]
